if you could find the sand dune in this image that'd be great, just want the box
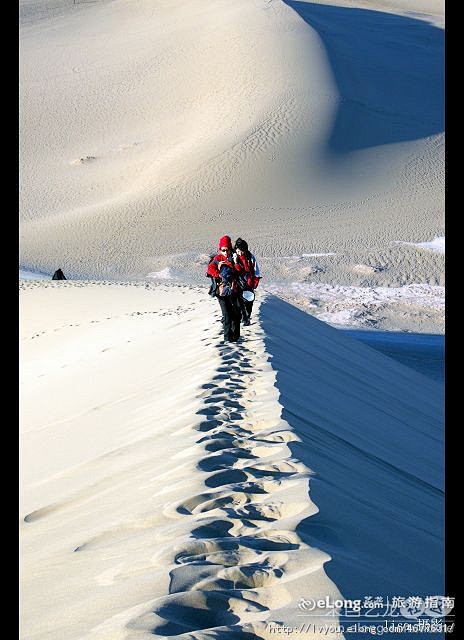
[20,0,444,334]
[20,281,443,639]
[20,0,445,633]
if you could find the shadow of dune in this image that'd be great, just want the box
[260,296,444,611]
[343,328,444,383]
[284,1,444,152]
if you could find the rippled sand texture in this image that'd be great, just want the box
[20,0,444,297]
[21,282,443,639]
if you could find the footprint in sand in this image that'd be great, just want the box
[70,155,97,165]
[147,321,318,637]
[234,500,307,524]
[175,490,253,516]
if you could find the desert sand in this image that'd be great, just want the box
[20,0,444,332]
[20,0,445,636]
[20,280,444,639]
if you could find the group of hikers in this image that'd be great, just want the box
[207,235,261,343]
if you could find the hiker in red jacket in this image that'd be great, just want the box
[233,237,261,325]
[206,235,242,342]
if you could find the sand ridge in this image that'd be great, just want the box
[20,281,443,639]
[20,283,342,639]
[20,0,444,334]
[119,302,344,638]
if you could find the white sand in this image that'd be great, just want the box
[20,281,443,639]
[20,0,445,633]
[19,0,444,331]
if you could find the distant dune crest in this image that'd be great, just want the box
[20,0,444,333]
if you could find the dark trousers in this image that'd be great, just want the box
[238,296,253,322]
[217,294,241,341]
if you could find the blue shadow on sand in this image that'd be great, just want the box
[283,1,444,152]
[343,328,444,383]
[260,297,444,638]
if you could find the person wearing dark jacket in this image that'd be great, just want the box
[233,238,261,325]
[206,235,242,342]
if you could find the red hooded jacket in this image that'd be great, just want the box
[206,235,241,291]
[234,252,260,289]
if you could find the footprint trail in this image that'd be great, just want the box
[142,300,342,639]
